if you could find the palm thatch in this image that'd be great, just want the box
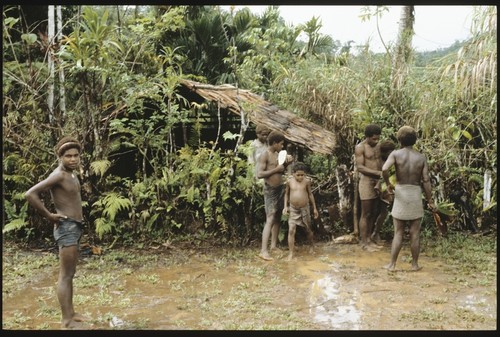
[180,79,336,155]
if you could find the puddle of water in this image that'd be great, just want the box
[309,274,361,329]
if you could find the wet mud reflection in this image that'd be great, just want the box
[2,242,496,330]
[309,275,361,329]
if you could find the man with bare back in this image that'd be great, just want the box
[25,136,88,329]
[283,162,318,261]
[355,124,384,251]
[257,130,292,261]
[382,126,436,272]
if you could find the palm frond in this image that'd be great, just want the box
[90,159,112,178]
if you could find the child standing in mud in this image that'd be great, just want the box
[283,162,319,261]
[257,130,292,261]
[25,136,88,329]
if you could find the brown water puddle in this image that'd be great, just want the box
[2,242,496,330]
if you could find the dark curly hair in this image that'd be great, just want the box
[267,130,285,145]
[292,162,308,173]
[54,136,81,157]
[397,126,417,146]
[364,124,381,137]
[379,140,396,161]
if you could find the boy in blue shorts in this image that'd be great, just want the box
[26,136,88,329]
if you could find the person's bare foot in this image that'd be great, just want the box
[383,263,396,271]
[362,243,381,252]
[258,253,273,261]
[370,235,385,245]
[270,246,282,252]
[286,253,294,261]
[61,319,86,330]
[72,313,89,322]
[411,264,423,271]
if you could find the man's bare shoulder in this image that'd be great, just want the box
[46,167,65,181]
[260,148,270,158]
[355,141,366,153]
[355,140,366,148]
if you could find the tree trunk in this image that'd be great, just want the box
[56,5,66,118]
[483,169,492,210]
[391,5,414,93]
[47,5,55,123]
[335,164,352,230]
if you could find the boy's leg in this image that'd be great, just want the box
[307,227,314,253]
[270,186,284,251]
[303,208,314,253]
[287,221,296,260]
[270,221,280,250]
[260,215,274,260]
[259,189,274,261]
[58,245,79,328]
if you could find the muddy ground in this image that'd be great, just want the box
[2,240,497,330]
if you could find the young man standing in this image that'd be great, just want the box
[355,124,384,251]
[25,136,88,329]
[257,130,292,261]
[382,126,436,271]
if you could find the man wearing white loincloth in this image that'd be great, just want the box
[382,126,436,271]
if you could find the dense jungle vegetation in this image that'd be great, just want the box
[2,5,497,247]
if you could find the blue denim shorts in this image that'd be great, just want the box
[54,218,83,248]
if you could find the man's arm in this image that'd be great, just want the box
[25,172,66,223]
[283,180,290,215]
[306,179,319,219]
[256,151,284,179]
[382,152,396,193]
[421,157,436,211]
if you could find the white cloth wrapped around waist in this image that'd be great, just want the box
[391,184,424,220]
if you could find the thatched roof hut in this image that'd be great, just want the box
[180,79,336,155]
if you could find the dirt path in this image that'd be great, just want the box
[2,241,496,330]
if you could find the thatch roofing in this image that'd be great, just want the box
[180,79,336,155]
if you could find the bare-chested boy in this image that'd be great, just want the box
[382,126,436,272]
[283,162,318,261]
[355,124,384,251]
[257,130,292,261]
[25,136,88,329]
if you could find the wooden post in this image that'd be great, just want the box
[335,164,353,233]
[483,169,492,210]
[352,164,359,235]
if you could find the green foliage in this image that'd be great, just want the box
[91,192,132,239]
[90,160,112,178]
[303,153,335,182]
[2,5,496,246]
[435,202,458,217]
[425,232,496,283]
